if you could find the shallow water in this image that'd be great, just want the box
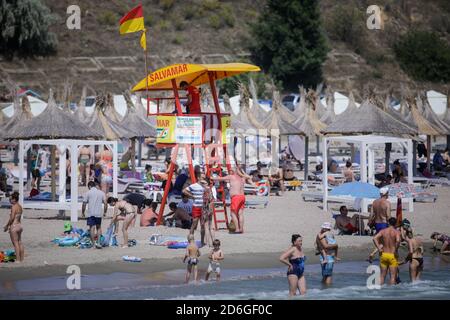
[1,257,450,300]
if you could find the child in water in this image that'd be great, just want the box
[183,234,200,283]
[205,239,224,282]
[316,224,340,264]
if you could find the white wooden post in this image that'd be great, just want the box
[19,140,24,216]
[361,142,367,183]
[407,139,413,185]
[368,147,375,185]
[112,141,118,198]
[323,137,328,212]
[70,142,79,222]
[58,143,67,203]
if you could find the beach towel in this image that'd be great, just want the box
[149,234,187,246]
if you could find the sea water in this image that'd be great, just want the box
[1,258,449,300]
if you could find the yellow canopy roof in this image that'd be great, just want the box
[132,63,260,91]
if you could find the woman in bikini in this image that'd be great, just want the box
[279,234,306,296]
[201,178,215,247]
[3,192,24,262]
[108,197,136,248]
[78,146,91,186]
[399,226,423,282]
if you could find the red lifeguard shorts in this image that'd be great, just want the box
[231,195,246,215]
[192,207,202,219]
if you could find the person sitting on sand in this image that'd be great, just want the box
[145,164,154,183]
[316,222,339,285]
[268,166,285,195]
[205,239,224,282]
[3,192,24,262]
[392,160,407,183]
[279,234,306,296]
[140,199,158,226]
[183,234,200,283]
[343,161,355,183]
[335,206,369,235]
[108,197,136,248]
[250,161,264,183]
[376,174,393,188]
[177,193,193,217]
[164,202,192,229]
[431,232,450,255]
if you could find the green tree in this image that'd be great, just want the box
[0,0,58,59]
[394,30,450,83]
[249,0,328,90]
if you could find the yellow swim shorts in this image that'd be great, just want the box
[380,252,398,268]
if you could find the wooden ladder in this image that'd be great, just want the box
[205,144,229,231]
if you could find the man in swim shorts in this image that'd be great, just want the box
[371,187,391,234]
[211,166,249,233]
[373,217,401,285]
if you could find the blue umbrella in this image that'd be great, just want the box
[329,182,380,199]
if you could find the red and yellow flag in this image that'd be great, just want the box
[119,4,144,34]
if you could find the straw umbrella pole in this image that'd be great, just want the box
[295,90,327,180]
[74,86,88,122]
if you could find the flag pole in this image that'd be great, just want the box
[142,28,149,168]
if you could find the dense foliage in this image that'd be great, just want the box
[394,30,450,82]
[0,0,58,59]
[249,0,328,90]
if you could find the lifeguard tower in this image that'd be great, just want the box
[132,63,260,229]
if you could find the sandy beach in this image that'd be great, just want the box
[1,185,449,275]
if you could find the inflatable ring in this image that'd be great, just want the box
[256,180,269,197]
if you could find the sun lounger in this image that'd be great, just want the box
[117,177,145,193]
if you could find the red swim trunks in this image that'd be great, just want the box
[345,223,358,233]
[231,195,246,215]
[192,207,202,219]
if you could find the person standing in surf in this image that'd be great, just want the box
[280,234,306,296]
[316,222,339,285]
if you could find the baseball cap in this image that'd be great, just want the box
[380,187,389,195]
[321,222,332,230]
[401,219,411,228]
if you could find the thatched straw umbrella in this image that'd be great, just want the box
[323,94,417,136]
[121,90,156,172]
[3,94,33,133]
[88,94,133,140]
[292,86,307,124]
[404,95,443,172]
[265,83,296,124]
[4,89,102,200]
[74,86,89,122]
[248,78,269,123]
[230,83,264,165]
[293,90,327,179]
[320,87,336,125]
[105,92,123,123]
[418,91,450,134]
[323,92,418,179]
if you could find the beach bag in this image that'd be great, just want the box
[228,220,236,233]
[78,236,93,249]
[102,225,116,247]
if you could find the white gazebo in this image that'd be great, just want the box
[18,139,118,222]
[322,135,413,212]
